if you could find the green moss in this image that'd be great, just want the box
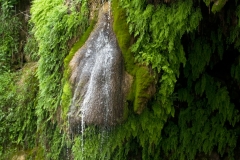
[112,0,155,114]
[61,19,96,126]
[134,66,155,113]
[61,82,72,121]
[25,146,45,160]
[112,0,135,74]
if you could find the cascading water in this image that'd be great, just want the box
[67,1,131,158]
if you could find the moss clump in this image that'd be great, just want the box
[23,146,45,160]
[112,1,135,73]
[61,20,96,127]
[112,0,155,114]
[134,66,155,113]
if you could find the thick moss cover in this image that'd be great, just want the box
[112,0,155,114]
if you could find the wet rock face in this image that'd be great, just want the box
[68,4,129,129]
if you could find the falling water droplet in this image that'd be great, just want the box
[66,144,70,160]
[81,110,85,156]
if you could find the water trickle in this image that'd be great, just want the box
[66,146,69,160]
[68,1,124,128]
[67,2,132,158]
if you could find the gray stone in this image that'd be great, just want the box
[68,3,131,130]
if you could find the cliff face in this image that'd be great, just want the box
[1,0,240,159]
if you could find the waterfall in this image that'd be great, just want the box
[67,1,129,157]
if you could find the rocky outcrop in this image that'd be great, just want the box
[68,3,131,130]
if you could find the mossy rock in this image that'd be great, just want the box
[61,20,96,129]
[62,0,156,129]
[68,3,127,126]
[112,0,156,114]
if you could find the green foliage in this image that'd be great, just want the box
[74,1,240,159]
[30,0,89,158]
[162,73,239,159]
[120,0,202,118]
[203,0,211,6]
[30,0,89,125]
[133,66,155,113]
[0,63,38,158]
[0,72,17,155]
[112,0,155,114]
[72,108,165,160]
[15,63,39,147]
[231,62,240,82]
[46,125,66,159]
[24,31,39,61]
[159,4,240,158]
[0,0,21,72]
[188,30,224,80]
[0,0,18,17]
[1,0,240,159]
[228,5,240,51]
[203,0,227,13]
[211,0,227,13]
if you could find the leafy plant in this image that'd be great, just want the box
[120,0,202,120]
[0,0,21,72]
[30,0,89,158]
[0,63,38,158]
